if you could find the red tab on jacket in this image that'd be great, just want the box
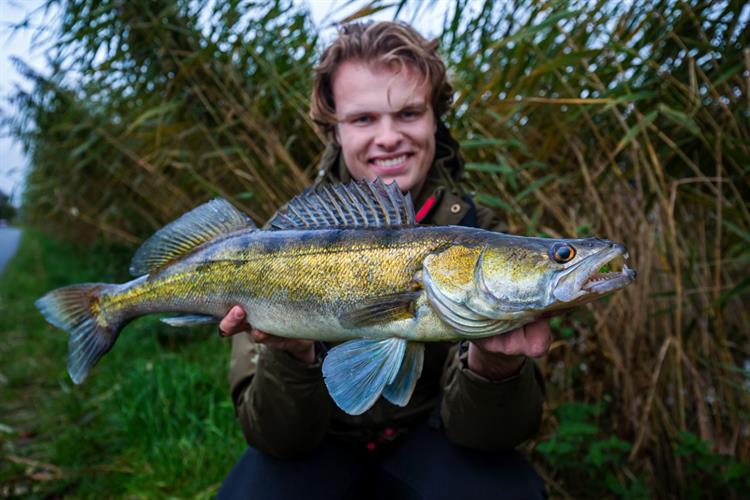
[415,195,437,223]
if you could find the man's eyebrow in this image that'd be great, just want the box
[398,101,428,109]
[338,101,429,121]
[339,110,372,121]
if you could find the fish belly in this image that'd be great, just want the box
[241,294,460,343]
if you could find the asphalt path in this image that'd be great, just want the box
[0,227,21,276]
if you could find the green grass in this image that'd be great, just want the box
[0,230,245,498]
[5,0,749,496]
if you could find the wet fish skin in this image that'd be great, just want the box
[36,178,635,414]
[88,226,626,343]
[84,226,509,344]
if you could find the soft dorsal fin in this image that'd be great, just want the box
[129,198,255,276]
[269,177,416,230]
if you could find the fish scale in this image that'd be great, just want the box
[36,178,635,415]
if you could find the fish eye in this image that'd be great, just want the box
[550,244,576,263]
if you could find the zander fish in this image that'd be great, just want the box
[36,178,635,415]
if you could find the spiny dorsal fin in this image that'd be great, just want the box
[129,198,255,276]
[269,177,416,230]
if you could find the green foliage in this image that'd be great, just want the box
[3,0,750,497]
[675,432,750,498]
[0,230,244,497]
[537,403,649,498]
[549,315,575,339]
[7,0,320,242]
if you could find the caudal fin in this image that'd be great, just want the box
[35,283,121,384]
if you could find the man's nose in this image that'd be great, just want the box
[374,117,402,149]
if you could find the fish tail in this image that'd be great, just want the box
[35,283,122,384]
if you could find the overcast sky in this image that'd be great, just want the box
[0,0,450,206]
[0,0,50,205]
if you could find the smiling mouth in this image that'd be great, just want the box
[371,154,411,168]
[581,252,636,293]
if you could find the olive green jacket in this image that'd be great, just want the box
[229,124,545,458]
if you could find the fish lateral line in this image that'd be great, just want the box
[35,177,637,416]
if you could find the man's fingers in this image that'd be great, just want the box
[252,330,295,348]
[251,329,269,342]
[215,303,356,365]
[471,319,553,358]
[250,331,313,354]
[522,320,553,358]
[473,329,519,356]
[219,306,250,336]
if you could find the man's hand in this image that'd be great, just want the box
[467,319,552,380]
[219,306,316,364]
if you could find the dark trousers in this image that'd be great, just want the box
[218,421,546,500]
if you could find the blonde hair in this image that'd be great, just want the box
[310,21,453,141]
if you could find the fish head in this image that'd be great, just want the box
[547,238,636,306]
[472,235,636,317]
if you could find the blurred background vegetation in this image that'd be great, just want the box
[0,191,16,222]
[1,0,748,497]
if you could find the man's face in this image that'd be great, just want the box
[332,60,437,196]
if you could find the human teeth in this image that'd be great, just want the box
[374,155,407,167]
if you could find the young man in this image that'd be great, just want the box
[218,22,550,499]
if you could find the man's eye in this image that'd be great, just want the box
[351,115,373,125]
[399,109,422,120]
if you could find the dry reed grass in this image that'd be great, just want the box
[5,0,748,496]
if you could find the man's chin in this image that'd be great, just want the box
[381,174,415,193]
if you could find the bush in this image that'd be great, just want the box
[5,0,749,496]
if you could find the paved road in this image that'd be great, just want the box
[0,227,22,276]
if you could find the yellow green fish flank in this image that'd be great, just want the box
[36,178,635,415]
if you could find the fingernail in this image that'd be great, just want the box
[234,309,244,319]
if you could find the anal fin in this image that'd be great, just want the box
[160,314,217,327]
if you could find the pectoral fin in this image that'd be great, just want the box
[322,338,407,415]
[338,291,421,328]
[383,342,424,407]
[160,314,217,327]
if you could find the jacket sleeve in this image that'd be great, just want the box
[229,333,334,458]
[440,343,545,451]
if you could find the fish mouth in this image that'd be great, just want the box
[553,243,636,303]
[580,250,636,294]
